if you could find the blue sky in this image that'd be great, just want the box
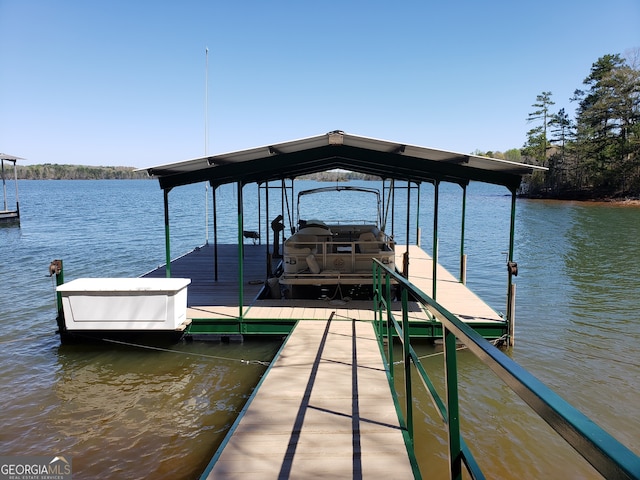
[1,1,638,167]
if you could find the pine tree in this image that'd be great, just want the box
[524,92,555,166]
[572,54,640,193]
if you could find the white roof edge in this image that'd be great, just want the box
[141,130,547,175]
[138,132,331,173]
[0,153,25,162]
[341,132,547,171]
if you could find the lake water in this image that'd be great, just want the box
[1,179,638,479]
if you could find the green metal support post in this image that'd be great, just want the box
[213,184,219,281]
[50,260,66,337]
[265,181,271,276]
[415,182,421,246]
[402,286,413,442]
[391,179,395,238]
[237,181,244,320]
[460,183,467,284]
[52,260,64,315]
[403,180,411,277]
[432,180,440,300]
[507,188,517,346]
[163,188,172,278]
[386,274,393,383]
[444,326,462,480]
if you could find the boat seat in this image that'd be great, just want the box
[358,231,380,253]
[297,226,333,243]
[284,233,321,254]
[283,245,312,255]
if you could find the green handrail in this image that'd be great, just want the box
[372,259,640,480]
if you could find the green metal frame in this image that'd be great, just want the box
[158,145,526,191]
[432,180,439,299]
[372,259,640,480]
[187,317,297,336]
[506,188,517,345]
[163,188,172,278]
[186,314,507,340]
[237,181,244,319]
[459,183,467,283]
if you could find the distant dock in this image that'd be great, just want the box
[0,153,21,225]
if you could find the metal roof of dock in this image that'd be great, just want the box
[144,131,545,191]
[0,153,24,162]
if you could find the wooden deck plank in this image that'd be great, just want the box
[396,244,504,323]
[143,243,273,307]
[204,319,414,479]
[156,243,502,326]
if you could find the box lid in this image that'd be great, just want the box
[56,277,191,293]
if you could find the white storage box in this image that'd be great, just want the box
[57,278,191,331]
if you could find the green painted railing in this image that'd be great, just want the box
[372,259,640,480]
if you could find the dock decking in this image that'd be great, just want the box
[396,245,504,323]
[144,243,504,326]
[143,243,274,307]
[201,318,415,479]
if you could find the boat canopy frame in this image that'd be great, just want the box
[295,185,383,230]
[144,131,546,345]
[145,131,543,191]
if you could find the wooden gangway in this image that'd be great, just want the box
[201,317,416,479]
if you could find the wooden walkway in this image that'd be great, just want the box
[201,318,415,479]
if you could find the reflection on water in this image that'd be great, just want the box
[0,337,280,479]
[395,342,599,479]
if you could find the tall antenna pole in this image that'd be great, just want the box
[204,46,210,244]
[205,46,209,156]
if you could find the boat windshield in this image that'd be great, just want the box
[296,186,382,227]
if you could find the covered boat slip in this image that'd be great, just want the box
[140,242,507,339]
[138,133,640,479]
[144,131,541,344]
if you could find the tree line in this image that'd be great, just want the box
[480,51,640,199]
[12,164,374,182]
[15,164,150,180]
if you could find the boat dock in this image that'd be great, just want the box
[140,243,506,477]
[200,318,416,479]
[395,244,504,324]
[143,243,505,335]
[140,243,505,477]
[52,132,640,478]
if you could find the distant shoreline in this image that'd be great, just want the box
[13,165,640,205]
[521,195,640,206]
[14,164,148,180]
